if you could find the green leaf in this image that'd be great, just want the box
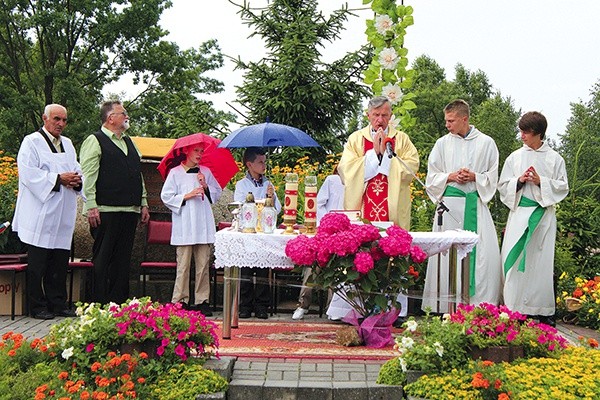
[372,80,385,94]
[382,69,398,83]
[402,100,417,110]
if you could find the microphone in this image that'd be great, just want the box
[384,137,396,158]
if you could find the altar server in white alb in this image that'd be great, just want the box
[12,104,83,320]
[292,168,344,320]
[161,143,222,316]
[499,111,568,326]
[422,99,502,313]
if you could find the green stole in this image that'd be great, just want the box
[443,186,479,296]
[503,196,545,275]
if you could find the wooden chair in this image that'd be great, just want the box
[139,220,177,296]
[0,254,28,320]
[67,240,93,308]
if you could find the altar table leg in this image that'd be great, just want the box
[231,266,239,328]
[449,246,458,314]
[461,253,470,305]
[222,267,233,339]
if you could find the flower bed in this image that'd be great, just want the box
[48,298,219,364]
[557,273,600,330]
[378,304,569,387]
[0,298,226,399]
[403,347,600,399]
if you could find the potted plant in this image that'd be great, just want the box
[449,303,569,361]
[285,213,427,347]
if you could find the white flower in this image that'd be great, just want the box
[401,336,415,349]
[406,319,418,332]
[375,15,394,35]
[442,314,451,324]
[382,83,402,105]
[499,312,510,321]
[379,47,399,70]
[399,356,408,372]
[62,347,74,360]
[433,341,444,357]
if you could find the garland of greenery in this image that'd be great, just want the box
[363,0,417,129]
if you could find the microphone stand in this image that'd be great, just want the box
[385,147,452,313]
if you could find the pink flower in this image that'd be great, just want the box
[354,252,375,274]
[410,245,427,263]
[85,343,95,353]
[318,213,351,235]
[285,234,317,265]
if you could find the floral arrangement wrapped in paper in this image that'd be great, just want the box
[285,213,427,346]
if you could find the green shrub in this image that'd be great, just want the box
[376,357,405,385]
[150,363,228,399]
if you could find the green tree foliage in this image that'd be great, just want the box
[556,82,600,276]
[405,55,521,234]
[559,81,600,201]
[230,0,371,164]
[0,0,231,153]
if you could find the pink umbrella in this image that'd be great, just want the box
[157,133,239,188]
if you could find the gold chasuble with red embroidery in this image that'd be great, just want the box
[338,126,419,230]
[362,137,393,221]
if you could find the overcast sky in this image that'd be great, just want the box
[137,0,600,141]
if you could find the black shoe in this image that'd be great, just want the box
[538,315,556,327]
[239,310,252,319]
[255,309,269,319]
[55,308,77,318]
[393,317,406,329]
[32,310,55,320]
[197,302,213,317]
[178,301,191,310]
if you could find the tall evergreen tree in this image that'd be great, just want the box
[230,0,371,164]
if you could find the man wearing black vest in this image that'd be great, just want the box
[80,100,150,304]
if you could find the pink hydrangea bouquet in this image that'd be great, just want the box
[285,213,427,318]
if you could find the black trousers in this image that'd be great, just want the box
[26,244,69,314]
[239,267,271,312]
[91,212,138,304]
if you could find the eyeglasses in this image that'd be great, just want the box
[111,111,128,117]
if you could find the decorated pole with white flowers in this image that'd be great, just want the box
[363,0,417,130]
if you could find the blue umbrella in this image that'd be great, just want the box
[218,122,320,148]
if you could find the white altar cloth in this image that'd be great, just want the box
[214,228,478,339]
[214,229,478,269]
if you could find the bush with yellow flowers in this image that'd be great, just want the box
[0,151,24,253]
[557,272,600,330]
[404,346,600,400]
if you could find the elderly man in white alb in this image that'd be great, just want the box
[421,99,502,313]
[13,104,83,320]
